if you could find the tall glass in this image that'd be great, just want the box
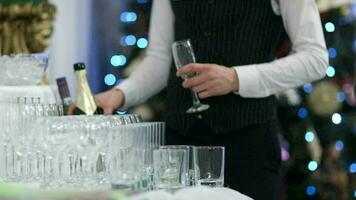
[172,39,210,114]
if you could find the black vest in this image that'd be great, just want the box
[165,0,285,134]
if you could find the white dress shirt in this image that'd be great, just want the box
[117,0,329,108]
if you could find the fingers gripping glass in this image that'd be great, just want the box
[172,39,210,114]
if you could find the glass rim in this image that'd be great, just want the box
[172,38,192,46]
[153,148,188,153]
[193,146,225,150]
[159,145,192,149]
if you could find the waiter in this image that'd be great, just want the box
[96,0,328,199]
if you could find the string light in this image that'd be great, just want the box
[308,161,318,171]
[110,55,127,67]
[326,66,336,77]
[306,185,316,196]
[104,74,116,86]
[298,108,308,119]
[332,113,342,125]
[120,12,137,22]
[335,140,344,151]
[328,48,337,58]
[325,22,336,32]
[337,92,346,102]
[120,35,137,46]
[116,110,128,115]
[137,38,148,48]
[303,83,313,93]
[305,132,315,143]
[350,163,356,173]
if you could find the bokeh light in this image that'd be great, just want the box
[110,55,127,67]
[350,163,356,173]
[325,22,335,32]
[332,113,342,125]
[298,108,308,119]
[308,161,318,171]
[328,48,337,58]
[120,12,137,22]
[137,38,148,48]
[335,140,344,151]
[104,74,116,86]
[326,66,336,77]
[305,132,315,143]
[306,185,316,196]
[303,83,313,93]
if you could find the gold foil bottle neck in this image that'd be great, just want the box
[75,69,97,115]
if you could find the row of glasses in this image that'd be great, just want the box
[0,97,63,183]
[153,145,225,191]
[2,114,165,191]
[108,122,165,191]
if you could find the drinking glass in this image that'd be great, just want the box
[172,39,210,114]
[194,146,225,187]
[159,145,195,186]
[153,148,189,191]
[109,147,145,191]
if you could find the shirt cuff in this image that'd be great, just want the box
[234,65,261,98]
[115,79,137,110]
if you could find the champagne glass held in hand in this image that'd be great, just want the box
[172,39,210,114]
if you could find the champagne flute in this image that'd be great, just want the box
[172,39,210,114]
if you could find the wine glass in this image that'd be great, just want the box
[172,39,210,114]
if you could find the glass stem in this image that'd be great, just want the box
[190,89,201,106]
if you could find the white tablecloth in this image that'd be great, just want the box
[0,85,61,104]
[131,187,253,200]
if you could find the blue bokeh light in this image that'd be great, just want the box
[325,22,335,32]
[308,161,318,171]
[337,92,346,103]
[350,163,356,173]
[137,38,148,48]
[110,55,127,67]
[298,108,308,119]
[332,113,342,125]
[104,74,116,86]
[125,35,137,46]
[116,110,128,115]
[326,66,336,77]
[305,132,315,143]
[306,186,316,196]
[137,0,148,3]
[328,48,337,58]
[303,83,313,93]
[120,12,137,22]
[335,140,344,151]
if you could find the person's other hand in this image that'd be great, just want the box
[95,88,125,115]
[176,63,239,99]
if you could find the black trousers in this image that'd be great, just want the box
[165,119,281,200]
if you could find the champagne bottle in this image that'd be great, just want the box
[73,63,103,115]
[56,77,73,115]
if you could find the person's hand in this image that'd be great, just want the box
[176,63,239,99]
[95,88,125,115]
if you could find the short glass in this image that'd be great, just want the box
[194,146,225,187]
[153,148,189,191]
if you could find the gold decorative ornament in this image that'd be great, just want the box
[0,1,56,55]
[307,81,342,117]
